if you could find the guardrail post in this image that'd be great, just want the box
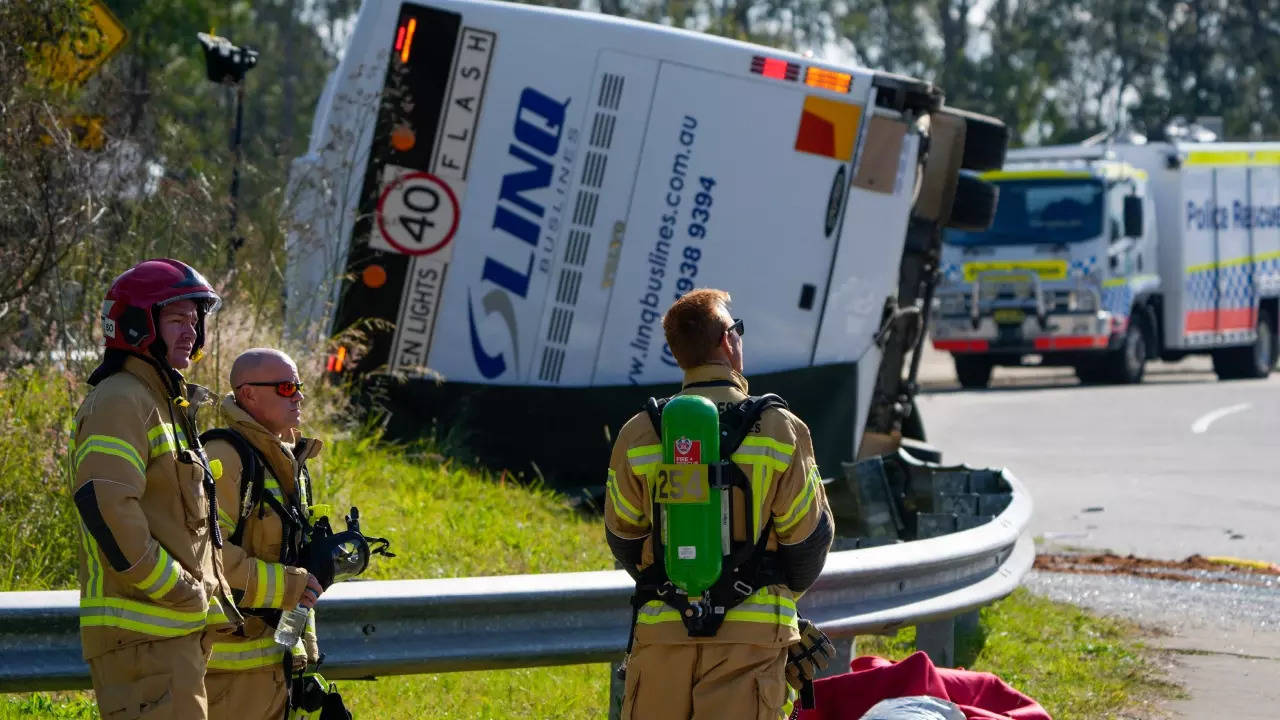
[914,618,955,667]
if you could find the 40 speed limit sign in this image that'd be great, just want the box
[373,166,460,257]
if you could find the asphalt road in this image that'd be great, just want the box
[913,347,1280,718]
[916,350,1280,565]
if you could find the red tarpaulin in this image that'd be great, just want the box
[798,651,1052,720]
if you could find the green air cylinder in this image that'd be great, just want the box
[658,394,724,596]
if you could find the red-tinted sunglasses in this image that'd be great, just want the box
[237,380,305,398]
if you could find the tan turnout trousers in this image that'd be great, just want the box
[87,632,211,719]
[206,665,288,720]
[621,640,791,720]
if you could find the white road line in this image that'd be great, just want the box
[1191,403,1253,434]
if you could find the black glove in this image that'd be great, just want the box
[786,618,836,693]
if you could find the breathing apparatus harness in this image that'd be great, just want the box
[620,385,789,672]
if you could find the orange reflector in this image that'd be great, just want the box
[400,18,417,63]
[805,67,852,93]
[362,264,388,288]
[390,126,415,152]
[326,346,348,373]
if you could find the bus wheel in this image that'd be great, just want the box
[953,354,993,389]
[1213,311,1275,380]
[1105,320,1147,384]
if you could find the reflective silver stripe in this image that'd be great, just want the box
[80,604,206,632]
[627,452,662,469]
[210,642,282,663]
[732,600,798,620]
[732,443,792,466]
[262,562,277,609]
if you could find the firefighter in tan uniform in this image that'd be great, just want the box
[72,259,242,719]
[202,348,325,720]
[606,289,836,720]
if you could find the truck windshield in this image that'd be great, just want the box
[946,178,1104,246]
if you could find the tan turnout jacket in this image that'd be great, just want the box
[71,355,240,660]
[205,394,320,671]
[605,364,832,648]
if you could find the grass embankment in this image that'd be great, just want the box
[1,366,1176,719]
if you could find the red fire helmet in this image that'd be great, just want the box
[101,259,221,355]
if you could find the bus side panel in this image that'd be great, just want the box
[426,22,596,385]
[812,128,918,366]
[594,64,857,385]
[527,52,660,387]
[1181,168,1217,347]
[1214,168,1255,343]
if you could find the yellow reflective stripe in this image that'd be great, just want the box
[740,436,795,455]
[627,444,661,476]
[79,522,103,597]
[76,435,144,475]
[733,437,793,472]
[263,476,284,506]
[208,637,284,671]
[267,563,286,608]
[146,423,186,458]
[636,589,798,627]
[248,560,268,607]
[210,458,223,480]
[607,469,644,525]
[80,597,206,637]
[135,547,181,600]
[776,466,820,534]
[217,507,236,534]
[207,597,228,626]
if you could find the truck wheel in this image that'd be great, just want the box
[953,354,993,389]
[946,174,998,232]
[1074,362,1108,384]
[1105,319,1147,384]
[1213,312,1275,380]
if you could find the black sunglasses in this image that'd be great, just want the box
[237,380,305,398]
[725,318,744,337]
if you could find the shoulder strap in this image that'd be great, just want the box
[642,396,670,439]
[199,427,263,546]
[718,393,789,459]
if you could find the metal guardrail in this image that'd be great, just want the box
[0,473,1032,693]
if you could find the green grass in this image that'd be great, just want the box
[856,587,1181,720]
[1,367,1178,719]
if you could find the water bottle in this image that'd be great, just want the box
[273,605,309,648]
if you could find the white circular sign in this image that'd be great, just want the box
[376,171,460,256]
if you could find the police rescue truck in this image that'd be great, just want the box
[931,142,1280,387]
[285,0,1004,483]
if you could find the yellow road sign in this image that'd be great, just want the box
[40,0,129,87]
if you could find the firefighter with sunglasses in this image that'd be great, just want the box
[72,259,242,719]
[201,348,330,720]
[606,289,836,720]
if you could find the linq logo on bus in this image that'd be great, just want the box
[467,87,571,379]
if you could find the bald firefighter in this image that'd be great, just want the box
[202,349,326,720]
[72,258,242,719]
[606,288,836,720]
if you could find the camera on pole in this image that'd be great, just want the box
[196,32,258,264]
[197,32,258,85]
